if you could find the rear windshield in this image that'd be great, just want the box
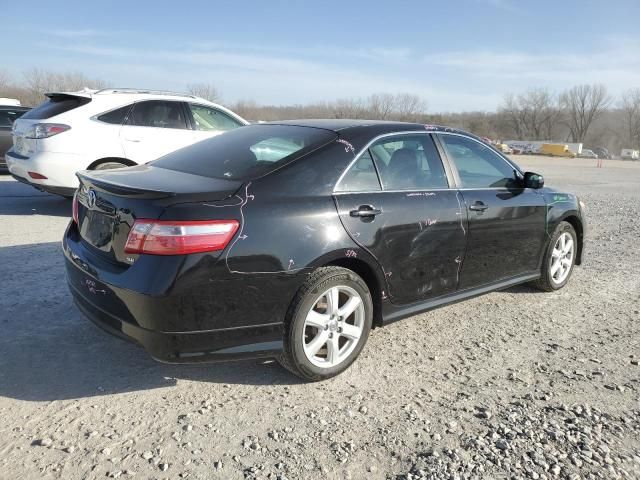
[152,124,337,180]
[21,95,91,120]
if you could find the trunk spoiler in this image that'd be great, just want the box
[45,90,95,100]
[77,166,245,203]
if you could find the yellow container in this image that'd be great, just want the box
[540,143,577,158]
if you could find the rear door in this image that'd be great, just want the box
[120,100,194,163]
[334,133,467,305]
[436,133,547,289]
[186,103,245,144]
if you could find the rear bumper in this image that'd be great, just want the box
[63,222,296,363]
[6,149,83,191]
[69,279,283,363]
[11,171,76,197]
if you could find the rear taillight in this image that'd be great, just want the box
[72,192,79,224]
[24,123,71,139]
[124,220,240,255]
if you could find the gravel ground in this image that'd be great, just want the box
[0,156,639,480]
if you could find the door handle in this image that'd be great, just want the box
[350,205,382,217]
[469,201,489,212]
[124,138,141,142]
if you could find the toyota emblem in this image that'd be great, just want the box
[87,189,97,208]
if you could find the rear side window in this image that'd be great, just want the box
[152,124,337,180]
[189,104,243,131]
[369,134,448,190]
[335,151,381,192]
[126,101,188,129]
[97,105,132,124]
[21,95,91,120]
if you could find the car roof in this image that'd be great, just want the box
[45,88,213,104]
[265,119,416,130]
[42,89,249,124]
[263,118,482,139]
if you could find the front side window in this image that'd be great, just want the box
[439,134,517,188]
[369,134,448,190]
[189,104,242,131]
[127,101,188,129]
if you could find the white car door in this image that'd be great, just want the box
[120,100,194,163]
[187,103,245,144]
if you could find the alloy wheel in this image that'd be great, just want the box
[302,286,365,368]
[550,232,574,285]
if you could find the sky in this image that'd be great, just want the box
[3,0,640,112]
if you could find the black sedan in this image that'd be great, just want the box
[64,120,586,381]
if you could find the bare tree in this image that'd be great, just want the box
[499,93,527,139]
[187,83,220,102]
[368,93,395,119]
[499,88,561,140]
[21,68,106,105]
[332,98,366,119]
[560,84,611,143]
[393,93,428,121]
[0,69,11,92]
[620,88,640,149]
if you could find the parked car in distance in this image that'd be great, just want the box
[0,103,30,171]
[579,149,598,159]
[0,97,23,107]
[6,88,248,197]
[621,149,639,160]
[64,121,586,381]
[540,143,577,158]
[495,143,513,154]
[592,147,611,160]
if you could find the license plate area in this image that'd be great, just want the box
[81,210,115,252]
[14,136,25,154]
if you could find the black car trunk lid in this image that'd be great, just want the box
[76,165,243,265]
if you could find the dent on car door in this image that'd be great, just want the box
[333,133,467,305]
[437,134,547,289]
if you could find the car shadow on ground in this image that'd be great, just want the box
[0,241,302,403]
[0,176,71,217]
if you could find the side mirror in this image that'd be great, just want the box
[523,171,544,189]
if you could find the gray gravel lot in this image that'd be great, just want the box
[0,156,639,480]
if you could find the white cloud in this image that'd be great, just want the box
[45,29,108,38]
[26,33,640,112]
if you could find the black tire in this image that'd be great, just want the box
[278,267,373,381]
[532,221,577,292]
[93,162,128,171]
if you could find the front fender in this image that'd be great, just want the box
[542,189,586,265]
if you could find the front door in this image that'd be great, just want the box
[334,133,467,305]
[436,133,547,289]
